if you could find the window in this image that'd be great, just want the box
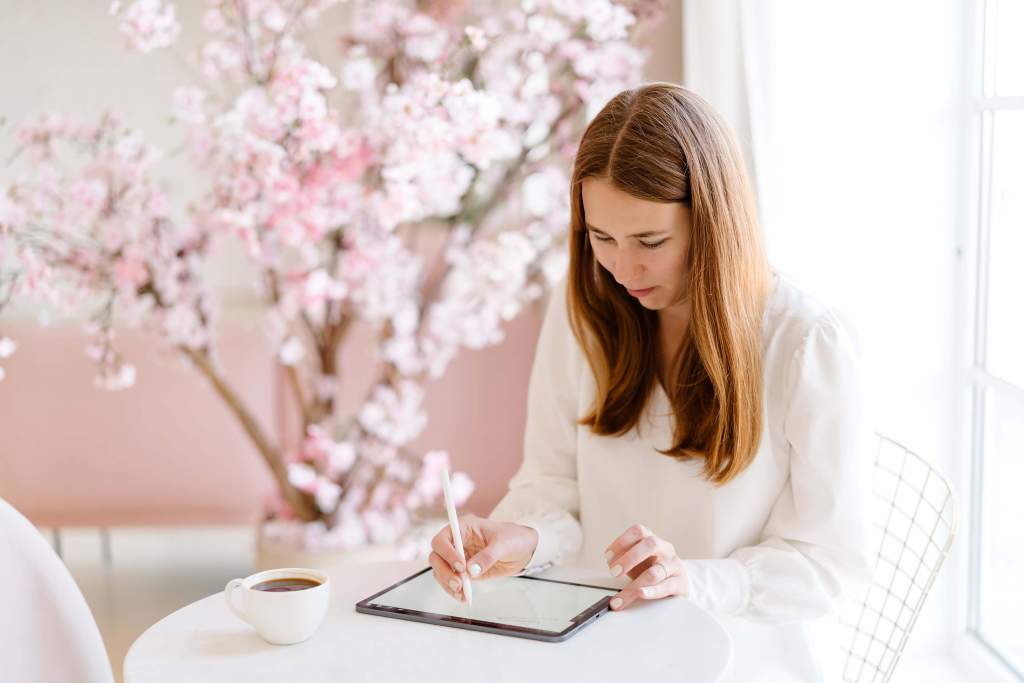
[968,0,1024,678]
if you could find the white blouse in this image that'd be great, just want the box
[490,271,874,680]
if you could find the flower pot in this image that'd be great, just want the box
[254,523,396,572]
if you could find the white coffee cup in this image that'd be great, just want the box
[224,567,330,645]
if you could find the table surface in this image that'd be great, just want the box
[124,560,733,682]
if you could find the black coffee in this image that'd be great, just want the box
[252,577,321,592]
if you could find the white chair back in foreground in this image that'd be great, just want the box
[0,497,114,683]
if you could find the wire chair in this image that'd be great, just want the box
[839,434,959,682]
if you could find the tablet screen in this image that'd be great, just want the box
[365,569,617,634]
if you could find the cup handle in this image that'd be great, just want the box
[224,578,248,623]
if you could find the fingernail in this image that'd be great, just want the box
[610,597,623,610]
[449,579,461,592]
[605,550,614,561]
[469,563,481,577]
[610,565,622,577]
[454,562,465,573]
[641,587,653,597]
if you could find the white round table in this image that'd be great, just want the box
[125,560,733,682]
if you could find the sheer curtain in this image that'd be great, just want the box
[683,0,968,669]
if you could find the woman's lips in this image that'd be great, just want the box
[627,286,655,298]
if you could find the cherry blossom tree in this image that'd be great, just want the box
[0,0,665,551]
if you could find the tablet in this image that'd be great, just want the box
[355,567,618,642]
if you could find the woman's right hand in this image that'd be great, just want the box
[428,514,539,601]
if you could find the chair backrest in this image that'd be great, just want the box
[0,497,114,683]
[839,434,959,683]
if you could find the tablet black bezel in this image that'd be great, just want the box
[354,567,618,642]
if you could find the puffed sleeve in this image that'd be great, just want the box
[680,310,874,621]
[488,277,584,575]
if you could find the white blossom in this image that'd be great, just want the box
[358,381,428,447]
[287,462,317,492]
[278,336,305,366]
[116,0,180,53]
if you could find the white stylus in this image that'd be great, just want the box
[442,468,473,606]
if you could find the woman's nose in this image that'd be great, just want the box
[614,252,644,285]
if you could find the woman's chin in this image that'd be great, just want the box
[635,292,661,308]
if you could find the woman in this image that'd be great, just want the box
[429,83,873,679]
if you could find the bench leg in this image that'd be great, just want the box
[100,526,112,567]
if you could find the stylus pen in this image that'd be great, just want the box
[441,468,473,606]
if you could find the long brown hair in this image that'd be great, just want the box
[567,82,771,485]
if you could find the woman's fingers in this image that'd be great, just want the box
[606,531,676,578]
[430,523,466,574]
[464,536,507,579]
[609,556,686,611]
[611,574,685,610]
[428,551,464,601]
[604,523,651,562]
[432,516,539,583]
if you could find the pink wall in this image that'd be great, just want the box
[0,306,542,527]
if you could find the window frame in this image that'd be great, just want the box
[965,0,1024,679]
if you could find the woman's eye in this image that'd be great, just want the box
[640,240,667,249]
[593,235,614,243]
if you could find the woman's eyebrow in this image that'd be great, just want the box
[585,223,669,238]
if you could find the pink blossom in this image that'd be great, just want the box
[413,450,450,501]
[385,458,413,483]
[0,193,27,229]
[326,441,356,478]
[449,471,474,506]
[341,51,377,92]
[287,462,318,493]
[114,248,150,292]
[522,166,568,216]
[343,230,422,321]
[0,337,17,359]
[363,509,400,543]
[302,269,347,315]
[348,3,411,46]
[231,174,260,204]
[95,362,136,391]
[116,0,181,53]
[68,178,109,215]
[313,477,341,514]
[402,13,448,62]
[525,14,570,50]
[201,40,245,80]
[162,304,207,349]
[359,440,399,467]
[262,4,290,32]
[464,25,490,51]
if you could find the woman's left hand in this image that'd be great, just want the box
[604,524,689,611]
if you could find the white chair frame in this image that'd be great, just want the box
[840,434,959,682]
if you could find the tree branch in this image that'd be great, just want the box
[181,345,319,522]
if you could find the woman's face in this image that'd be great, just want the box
[581,176,691,315]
